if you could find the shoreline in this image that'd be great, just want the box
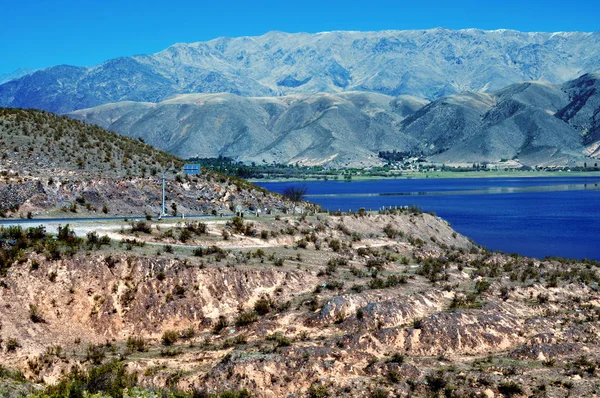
[249,170,600,183]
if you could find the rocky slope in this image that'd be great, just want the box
[0,108,310,216]
[557,73,600,156]
[1,210,599,397]
[70,92,424,167]
[1,29,600,114]
[402,80,586,166]
[70,74,600,167]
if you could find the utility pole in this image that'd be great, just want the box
[161,172,167,217]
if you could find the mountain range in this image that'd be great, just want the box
[2,29,600,166]
[1,29,599,114]
[68,73,600,167]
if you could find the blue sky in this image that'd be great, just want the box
[1,0,599,75]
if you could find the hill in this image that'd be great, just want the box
[70,74,600,167]
[70,92,425,167]
[402,80,586,166]
[0,108,309,216]
[0,107,182,178]
[557,73,600,157]
[1,29,599,113]
[0,210,599,396]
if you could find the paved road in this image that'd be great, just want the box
[0,214,220,225]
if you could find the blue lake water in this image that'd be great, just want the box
[256,177,600,260]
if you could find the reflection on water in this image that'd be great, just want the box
[307,181,600,198]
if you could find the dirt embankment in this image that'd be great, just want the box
[0,212,599,397]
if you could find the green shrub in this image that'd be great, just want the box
[161,330,179,346]
[388,353,404,363]
[212,316,228,335]
[235,311,257,326]
[425,371,447,392]
[185,221,207,234]
[222,334,248,348]
[5,338,20,352]
[254,298,273,315]
[266,332,292,347]
[179,228,192,243]
[173,284,185,297]
[383,223,401,239]
[372,388,388,398]
[498,380,524,396]
[356,308,364,320]
[475,279,491,294]
[160,348,182,357]
[180,327,195,339]
[0,365,25,382]
[308,384,330,398]
[130,221,151,234]
[227,216,245,233]
[368,274,407,290]
[126,336,147,352]
[387,370,401,383]
[220,389,251,398]
[448,293,481,309]
[48,360,137,398]
[29,304,45,323]
[85,344,106,365]
[328,239,341,252]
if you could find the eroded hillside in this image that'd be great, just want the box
[0,108,308,217]
[1,209,599,397]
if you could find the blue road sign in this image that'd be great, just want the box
[183,164,201,175]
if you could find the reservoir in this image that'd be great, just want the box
[257,177,600,260]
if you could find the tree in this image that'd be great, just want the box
[282,186,307,203]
